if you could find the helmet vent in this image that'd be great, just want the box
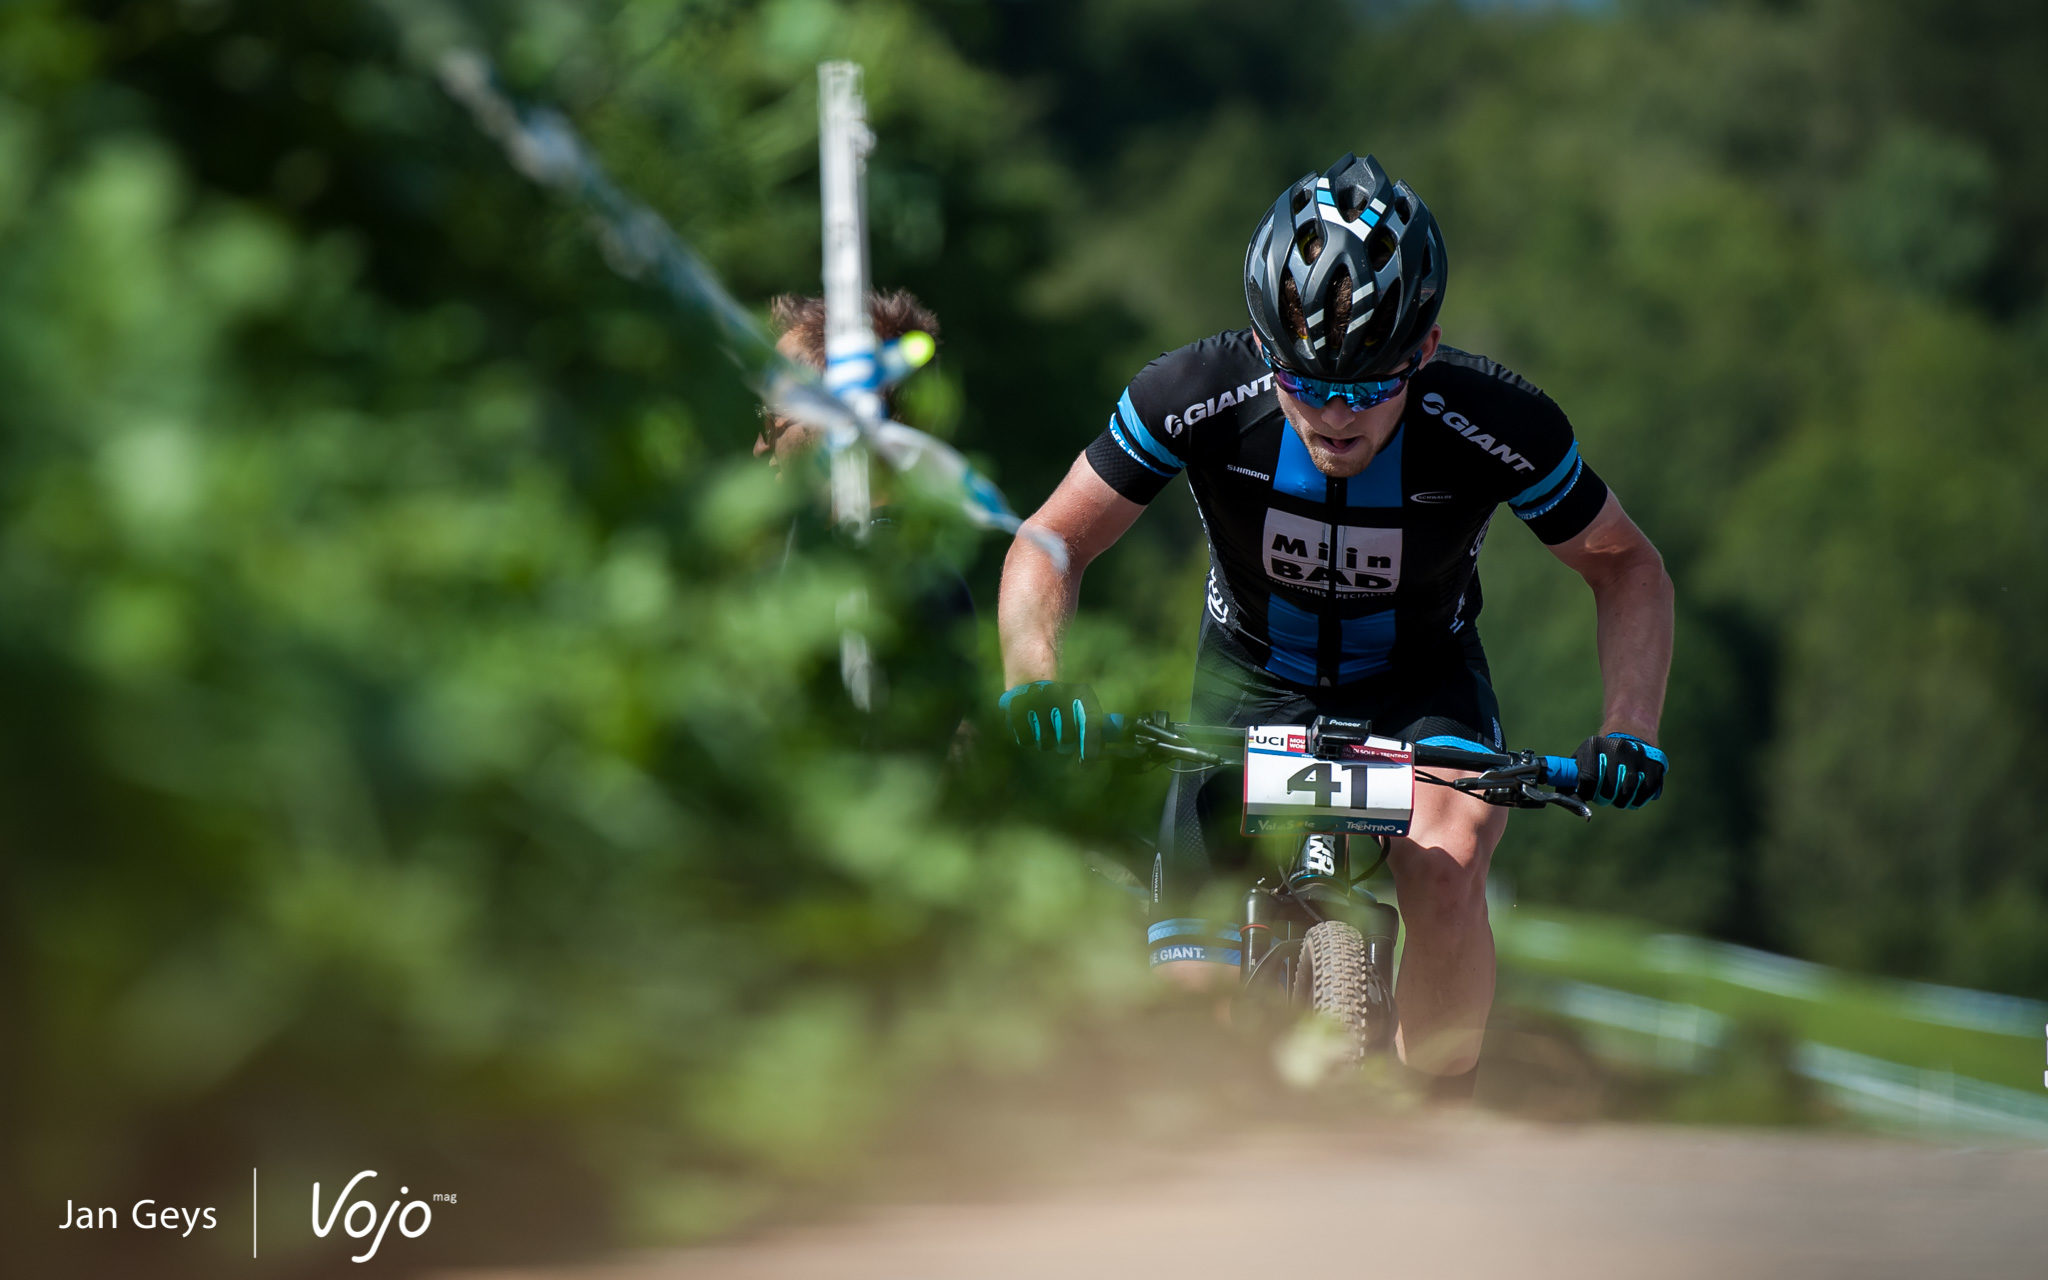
[1295,223,1324,265]
[1290,187,1312,217]
[1327,268,1354,336]
[1393,195,1416,223]
[1367,225,1398,272]
[1357,279,1402,350]
[1336,186,1366,222]
[1280,277,1311,341]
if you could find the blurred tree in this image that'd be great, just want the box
[1,1,1141,1272]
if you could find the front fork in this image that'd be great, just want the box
[1240,833,1400,980]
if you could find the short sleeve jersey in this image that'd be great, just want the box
[1084,329,1607,689]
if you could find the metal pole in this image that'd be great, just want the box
[818,61,878,533]
[818,62,880,711]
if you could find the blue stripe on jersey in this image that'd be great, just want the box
[1339,610,1397,682]
[1265,596,1320,685]
[1345,423,1403,507]
[1275,428,1324,499]
[1510,442,1580,513]
[1107,413,1175,477]
[1513,457,1584,520]
[1117,390,1183,475]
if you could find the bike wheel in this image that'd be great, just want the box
[1291,920,1396,1062]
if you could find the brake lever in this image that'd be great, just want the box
[1448,772,1591,818]
[1449,766,1536,795]
[1125,721,1229,769]
[1448,776,1537,809]
[1540,787,1593,821]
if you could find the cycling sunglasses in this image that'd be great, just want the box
[1261,350,1420,410]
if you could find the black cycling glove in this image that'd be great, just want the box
[1574,732,1668,809]
[998,681,1106,762]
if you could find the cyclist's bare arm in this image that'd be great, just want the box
[999,454,1147,686]
[1543,490,1674,743]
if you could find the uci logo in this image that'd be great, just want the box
[312,1172,451,1264]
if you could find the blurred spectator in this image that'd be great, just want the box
[756,289,940,473]
[762,289,977,752]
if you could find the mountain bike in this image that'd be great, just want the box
[1109,713,1591,1063]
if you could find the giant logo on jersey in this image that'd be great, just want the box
[1164,373,1275,436]
[1262,510,1401,596]
[1419,391,1539,475]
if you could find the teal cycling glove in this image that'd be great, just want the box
[1574,732,1667,808]
[999,681,1106,762]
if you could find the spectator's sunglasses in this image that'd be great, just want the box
[1261,349,1422,410]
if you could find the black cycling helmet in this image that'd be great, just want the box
[1244,152,1447,380]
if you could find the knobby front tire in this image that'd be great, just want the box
[1292,920,1396,1063]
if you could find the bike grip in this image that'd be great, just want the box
[1539,754,1579,791]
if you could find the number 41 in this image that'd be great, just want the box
[1287,762,1369,807]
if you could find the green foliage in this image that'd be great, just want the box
[6,0,2048,1266]
[1832,124,1998,299]
[0,1,1140,1266]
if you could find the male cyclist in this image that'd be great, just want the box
[995,153,1673,1097]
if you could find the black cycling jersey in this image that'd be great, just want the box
[1084,329,1608,689]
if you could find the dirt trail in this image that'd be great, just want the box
[438,1120,2048,1280]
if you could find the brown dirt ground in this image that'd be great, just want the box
[435,1117,2048,1280]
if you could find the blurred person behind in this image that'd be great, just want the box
[761,290,979,753]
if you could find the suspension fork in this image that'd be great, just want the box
[1347,836,1402,979]
[1242,833,1400,982]
[1289,832,1401,945]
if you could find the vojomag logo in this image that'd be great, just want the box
[312,1172,449,1263]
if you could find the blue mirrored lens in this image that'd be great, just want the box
[1293,374,1403,408]
[1264,354,1411,409]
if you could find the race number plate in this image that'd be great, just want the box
[1241,724,1415,837]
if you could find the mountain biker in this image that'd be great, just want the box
[995,153,1674,1098]
[763,290,978,752]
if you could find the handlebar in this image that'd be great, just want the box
[1105,713,1591,819]
[1411,740,1580,794]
